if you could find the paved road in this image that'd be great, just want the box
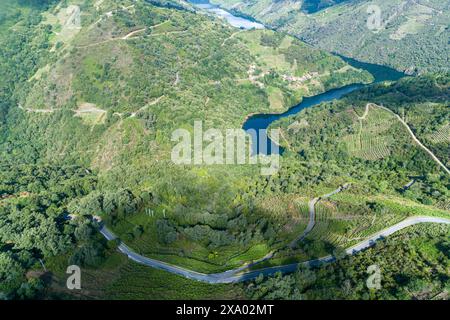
[289,184,350,248]
[100,215,450,284]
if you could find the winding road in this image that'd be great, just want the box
[289,184,350,248]
[96,99,449,285]
[376,104,450,175]
[100,215,450,284]
[101,103,450,282]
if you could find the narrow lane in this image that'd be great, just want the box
[289,184,350,248]
[376,104,450,175]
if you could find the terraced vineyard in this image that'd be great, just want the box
[305,200,359,250]
[427,124,450,144]
[47,252,240,300]
[342,106,399,161]
[105,194,314,273]
[302,191,425,255]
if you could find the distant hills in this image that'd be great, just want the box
[212,0,450,74]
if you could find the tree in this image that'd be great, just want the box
[0,253,25,298]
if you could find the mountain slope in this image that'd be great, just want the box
[0,0,372,297]
[3,0,372,164]
[270,74,450,210]
[212,0,450,74]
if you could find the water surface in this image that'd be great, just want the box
[188,0,265,29]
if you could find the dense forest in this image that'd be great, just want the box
[0,0,448,300]
[0,164,106,299]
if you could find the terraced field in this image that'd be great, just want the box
[212,0,450,73]
[300,187,450,259]
[108,193,313,273]
[47,252,240,299]
[0,0,31,35]
[342,106,399,161]
[427,124,450,144]
[304,199,364,250]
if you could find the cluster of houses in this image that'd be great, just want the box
[282,72,319,83]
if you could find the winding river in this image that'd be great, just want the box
[101,216,450,283]
[189,0,405,155]
[243,58,405,155]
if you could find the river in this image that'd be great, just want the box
[188,0,405,155]
[188,0,265,29]
[243,58,405,155]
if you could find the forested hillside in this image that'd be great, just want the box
[244,224,450,300]
[34,72,449,300]
[0,0,372,298]
[0,0,448,301]
[212,0,450,74]
[271,74,449,210]
[42,74,450,300]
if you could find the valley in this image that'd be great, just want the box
[0,0,448,302]
[211,0,450,74]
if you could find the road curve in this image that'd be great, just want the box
[100,215,450,284]
[376,104,450,175]
[289,184,350,248]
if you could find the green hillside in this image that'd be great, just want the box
[212,0,450,74]
[244,224,450,300]
[42,74,450,300]
[270,74,449,211]
[0,0,448,301]
[0,0,372,299]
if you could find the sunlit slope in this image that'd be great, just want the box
[0,0,372,275]
[271,74,449,209]
[212,0,450,74]
[4,0,371,169]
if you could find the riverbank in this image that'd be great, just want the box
[188,1,406,156]
[188,0,265,29]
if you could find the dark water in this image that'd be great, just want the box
[187,0,406,155]
[339,55,405,83]
[243,56,406,155]
[243,84,364,155]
